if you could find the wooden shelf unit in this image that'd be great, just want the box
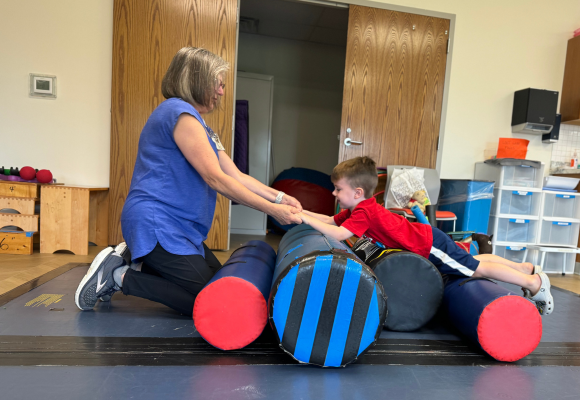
[0,181,40,255]
[0,196,36,215]
[40,185,109,256]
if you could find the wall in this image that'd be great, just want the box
[550,124,580,173]
[237,32,346,180]
[2,0,579,185]
[0,0,114,186]
[355,0,580,179]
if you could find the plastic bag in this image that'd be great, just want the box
[386,168,430,209]
[438,181,494,205]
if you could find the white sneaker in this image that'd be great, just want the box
[532,264,542,274]
[530,272,554,315]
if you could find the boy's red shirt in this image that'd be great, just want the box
[333,197,433,259]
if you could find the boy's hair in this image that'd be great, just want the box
[331,156,378,199]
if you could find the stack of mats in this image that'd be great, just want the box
[268,225,388,367]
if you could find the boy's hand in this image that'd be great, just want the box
[298,212,310,225]
[281,194,303,212]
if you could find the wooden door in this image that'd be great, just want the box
[339,5,450,169]
[109,0,238,249]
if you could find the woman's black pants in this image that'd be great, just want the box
[121,242,222,316]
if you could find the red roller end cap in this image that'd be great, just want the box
[36,169,53,183]
[478,296,542,362]
[19,166,36,181]
[193,277,268,350]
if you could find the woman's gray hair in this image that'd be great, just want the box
[162,47,229,109]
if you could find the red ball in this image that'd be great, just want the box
[36,169,53,183]
[20,166,36,181]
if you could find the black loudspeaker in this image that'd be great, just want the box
[511,88,559,134]
[543,114,561,143]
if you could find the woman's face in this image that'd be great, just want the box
[209,75,225,111]
[197,75,225,114]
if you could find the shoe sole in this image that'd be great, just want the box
[115,242,127,255]
[531,272,553,315]
[75,247,114,310]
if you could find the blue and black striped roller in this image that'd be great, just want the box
[269,225,387,367]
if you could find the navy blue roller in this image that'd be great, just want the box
[442,275,542,362]
[193,240,276,350]
[269,225,388,367]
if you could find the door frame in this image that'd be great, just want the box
[274,0,456,174]
[230,71,275,235]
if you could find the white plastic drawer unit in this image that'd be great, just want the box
[490,217,538,244]
[493,245,538,264]
[538,219,580,247]
[539,250,577,275]
[502,165,538,188]
[474,162,544,189]
[542,192,580,220]
[491,189,542,216]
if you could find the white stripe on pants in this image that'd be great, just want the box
[430,246,475,277]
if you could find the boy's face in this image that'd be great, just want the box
[332,178,362,210]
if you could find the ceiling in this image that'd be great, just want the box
[239,0,349,47]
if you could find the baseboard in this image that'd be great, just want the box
[230,228,267,235]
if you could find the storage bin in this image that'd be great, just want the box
[541,192,580,220]
[538,219,580,247]
[493,245,539,264]
[438,179,494,233]
[538,250,577,274]
[474,161,544,189]
[502,165,538,187]
[491,189,542,216]
[489,217,538,244]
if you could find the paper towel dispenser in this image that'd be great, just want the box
[511,88,558,134]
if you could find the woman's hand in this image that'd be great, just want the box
[270,204,302,225]
[281,194,303,212]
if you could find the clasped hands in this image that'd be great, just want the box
[271,194,305,225]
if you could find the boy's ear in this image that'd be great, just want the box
[355,187,365,199]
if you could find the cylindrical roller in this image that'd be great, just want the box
[269,225,388,367]
[442,275,542,362]
[366,250,443,332]
[193,240,276,350]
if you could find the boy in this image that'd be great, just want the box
[299,156,553,315]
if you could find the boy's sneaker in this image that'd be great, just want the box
[529,272,554,315]
[75,245,126,310]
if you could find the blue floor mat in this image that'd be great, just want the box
[1,266,580,343]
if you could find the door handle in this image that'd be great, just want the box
[344,138,363,146]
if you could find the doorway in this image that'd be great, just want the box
[231,0,349,235]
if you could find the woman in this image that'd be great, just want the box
[75,47,302,315]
